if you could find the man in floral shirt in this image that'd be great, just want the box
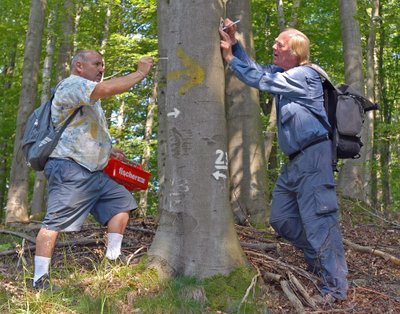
[32,50,153,289]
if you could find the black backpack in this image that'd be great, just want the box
[305,64,379,167]
[21,87,82,171]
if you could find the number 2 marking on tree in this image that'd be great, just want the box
[213,149,228,180]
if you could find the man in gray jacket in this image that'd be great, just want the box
[219,20,348,303]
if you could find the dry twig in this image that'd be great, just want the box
[287,271,318,309]
[237,267,261,312]
[343,238,400,266]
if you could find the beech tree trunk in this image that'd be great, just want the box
[337,0,370,203]
[100,3,112,54]
[367,0,380,209]
[0,43,17,216]
[6,0,47,223]
[148,0,247,279]
[139,86,157,216]
[31,8,57,217]
[225,1,268,226]
[155,0,169,221]
[377,8,392,214]
[56,0,74,82]
[276,0,285,30]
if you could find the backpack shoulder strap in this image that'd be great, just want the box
[58,106,82,134]
[51,81,83,134]
[304,63,330,79]
[303,63,334,91]
[303,64,334,133]
[304,64,339,171]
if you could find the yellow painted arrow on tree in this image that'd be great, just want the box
[167,47,205,95]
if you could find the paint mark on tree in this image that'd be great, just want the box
[167,47,205,95]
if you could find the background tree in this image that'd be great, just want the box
[337,0,372,203]
[375,0,399,214]
[56,0,74,81]
[367,0,380,210]
[0,39,19,220]
[148,0,247,278]
[30,7,58,217]
[5,0,47,223]
[225,0,268,226]
[155,0,169,220]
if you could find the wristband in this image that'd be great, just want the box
[137,70,146,78]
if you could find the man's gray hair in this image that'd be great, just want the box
[71,50,102,68]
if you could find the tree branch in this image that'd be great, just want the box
[0,238,103,257]
[0,229,36,243]
[343,238,400,265]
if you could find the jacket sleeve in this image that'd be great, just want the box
[229,51,310,99]
[230,43,296,91]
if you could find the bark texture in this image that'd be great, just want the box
[225,0,268,225]
[149,0,247,279]
[5,0,47,223]
[337,0,370,202]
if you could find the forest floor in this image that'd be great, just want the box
[0,197,399,313]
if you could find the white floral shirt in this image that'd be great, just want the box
[50,74,112,171]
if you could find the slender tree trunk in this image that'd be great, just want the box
[377,9,391,214]
[139,84,157,216]
[156,0,169,221]
[31,8,57,217]
[263,99,276,166]
[276,0,285,30]
[0,43,17,216]
[100,3,112,54]
[367,0,380,210]
[337,0,370,203]
[288,0,301,28]
[72,4,82,54]
[6,0,47,223]
[0,142,7,219]
[225,1,267,226]
[56,0,75,82]
[148,0,247,279]
[116,99,125,135]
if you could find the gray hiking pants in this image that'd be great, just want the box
[270,140,348,300]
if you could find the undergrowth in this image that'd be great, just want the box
[0,253,264,314]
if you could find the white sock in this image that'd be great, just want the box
[33,256,51,283]
[106,233,123,260]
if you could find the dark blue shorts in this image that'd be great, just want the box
[42,158,137,232]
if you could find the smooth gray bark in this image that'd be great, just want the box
[149,0,247,279]
[6,0,47,223]
[337,0,370,203]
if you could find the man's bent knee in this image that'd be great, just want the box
[270,218,303,242]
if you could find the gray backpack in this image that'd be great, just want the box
[305,64,379,168]
[21,88,81,171]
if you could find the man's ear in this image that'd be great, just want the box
[75,61,84,74]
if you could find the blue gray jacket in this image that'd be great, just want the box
[229,43,330,156]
